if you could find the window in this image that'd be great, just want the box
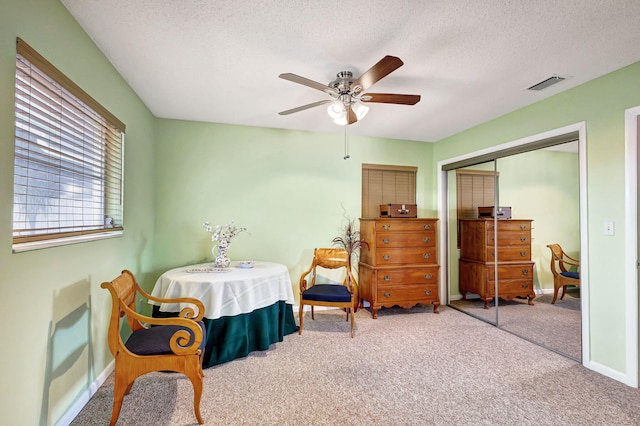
[455,169,496,247]
[455,169,496,220]
[361,164,417,218]
[12,38,125,251]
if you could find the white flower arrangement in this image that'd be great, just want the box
[203,221,247,247]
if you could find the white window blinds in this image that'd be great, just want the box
[13,38,125,245]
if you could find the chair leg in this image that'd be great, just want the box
[311,306,315,320]
[349,306,354,338]
[551,283,560,304]
[110,371,131,426]
[198,353,205,378]
[186,364,204,424]
[560,285,567,300]
[298,302,304,335]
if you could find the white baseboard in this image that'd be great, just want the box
[584,358,636,387]
[55,360,115,426]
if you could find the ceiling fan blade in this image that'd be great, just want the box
[347,106,357,125]
[350,55,404,93]
[278,99,333,115]
[279,73,338,95]
[360,93,421,105]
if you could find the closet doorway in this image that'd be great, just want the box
[438,124,588,362]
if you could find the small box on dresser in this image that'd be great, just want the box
[379,203,418,218]
[359,218,440,318]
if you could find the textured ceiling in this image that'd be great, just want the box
[61,0,640,143]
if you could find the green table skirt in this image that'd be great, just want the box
[153,301,298,368]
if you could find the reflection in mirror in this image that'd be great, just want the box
[447,161,498,325]
[492,144,581,361]
[447,142,581,361]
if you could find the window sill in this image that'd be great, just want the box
[12,229,123,253]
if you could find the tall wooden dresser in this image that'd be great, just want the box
[458,218,535,309]
[358,218,440,318]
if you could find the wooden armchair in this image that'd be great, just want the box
[298,248,357,337]
[547,244,581,304]
[101,270,206,425]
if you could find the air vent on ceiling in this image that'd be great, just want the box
[526,75,567,91]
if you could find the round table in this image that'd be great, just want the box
[150,261,298,367]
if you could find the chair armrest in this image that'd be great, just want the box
[120,302,204,355]
[145,292,205,321]
[344,270,358,295]
[137,280,205,320]
[559,257,580,274]
[564,252,580,264]
[300,278,309,292]
[299,264,315,291]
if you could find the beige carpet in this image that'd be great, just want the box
[71,305,640,426]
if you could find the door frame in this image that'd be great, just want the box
[436,122,591,365]
[624,105,640,387]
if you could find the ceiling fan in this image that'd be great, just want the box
[278,55,421,125]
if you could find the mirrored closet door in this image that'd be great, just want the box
[447,161,498,326]
[447,142,582,361]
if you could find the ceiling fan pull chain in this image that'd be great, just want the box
[344,124,350,160]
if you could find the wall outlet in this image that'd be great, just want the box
[604,220,615,236]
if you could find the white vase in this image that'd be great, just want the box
[213,239,231,268]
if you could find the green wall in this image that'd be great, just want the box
[152,120,433,292]
[498,149,580,291]
[0,1,157,424]
[434,61,640,373]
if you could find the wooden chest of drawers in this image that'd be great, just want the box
[359,218,440,318]
[459,219,535,309]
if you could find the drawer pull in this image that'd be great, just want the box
[522,269,529,275]
[423,253,431,259]
[382,224,391,230]
[424,224,431,230]
[382,254,391,260]
[424,273,433,280]
[520,224,527,230]
[522,284,529,289]
[423,237,431,243]
[383,292,391,298]
[382,238,391,244]
[520,251,527,257]
[520,236,527,242]
[383,276,392,281]
[424,290,432,295]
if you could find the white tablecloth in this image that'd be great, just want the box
[150,261,295,320]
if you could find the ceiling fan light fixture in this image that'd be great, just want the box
[328,100,369,125]
[327,101,346,120]
[353,102,369,120]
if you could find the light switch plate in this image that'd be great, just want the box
[604,221,615,236]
